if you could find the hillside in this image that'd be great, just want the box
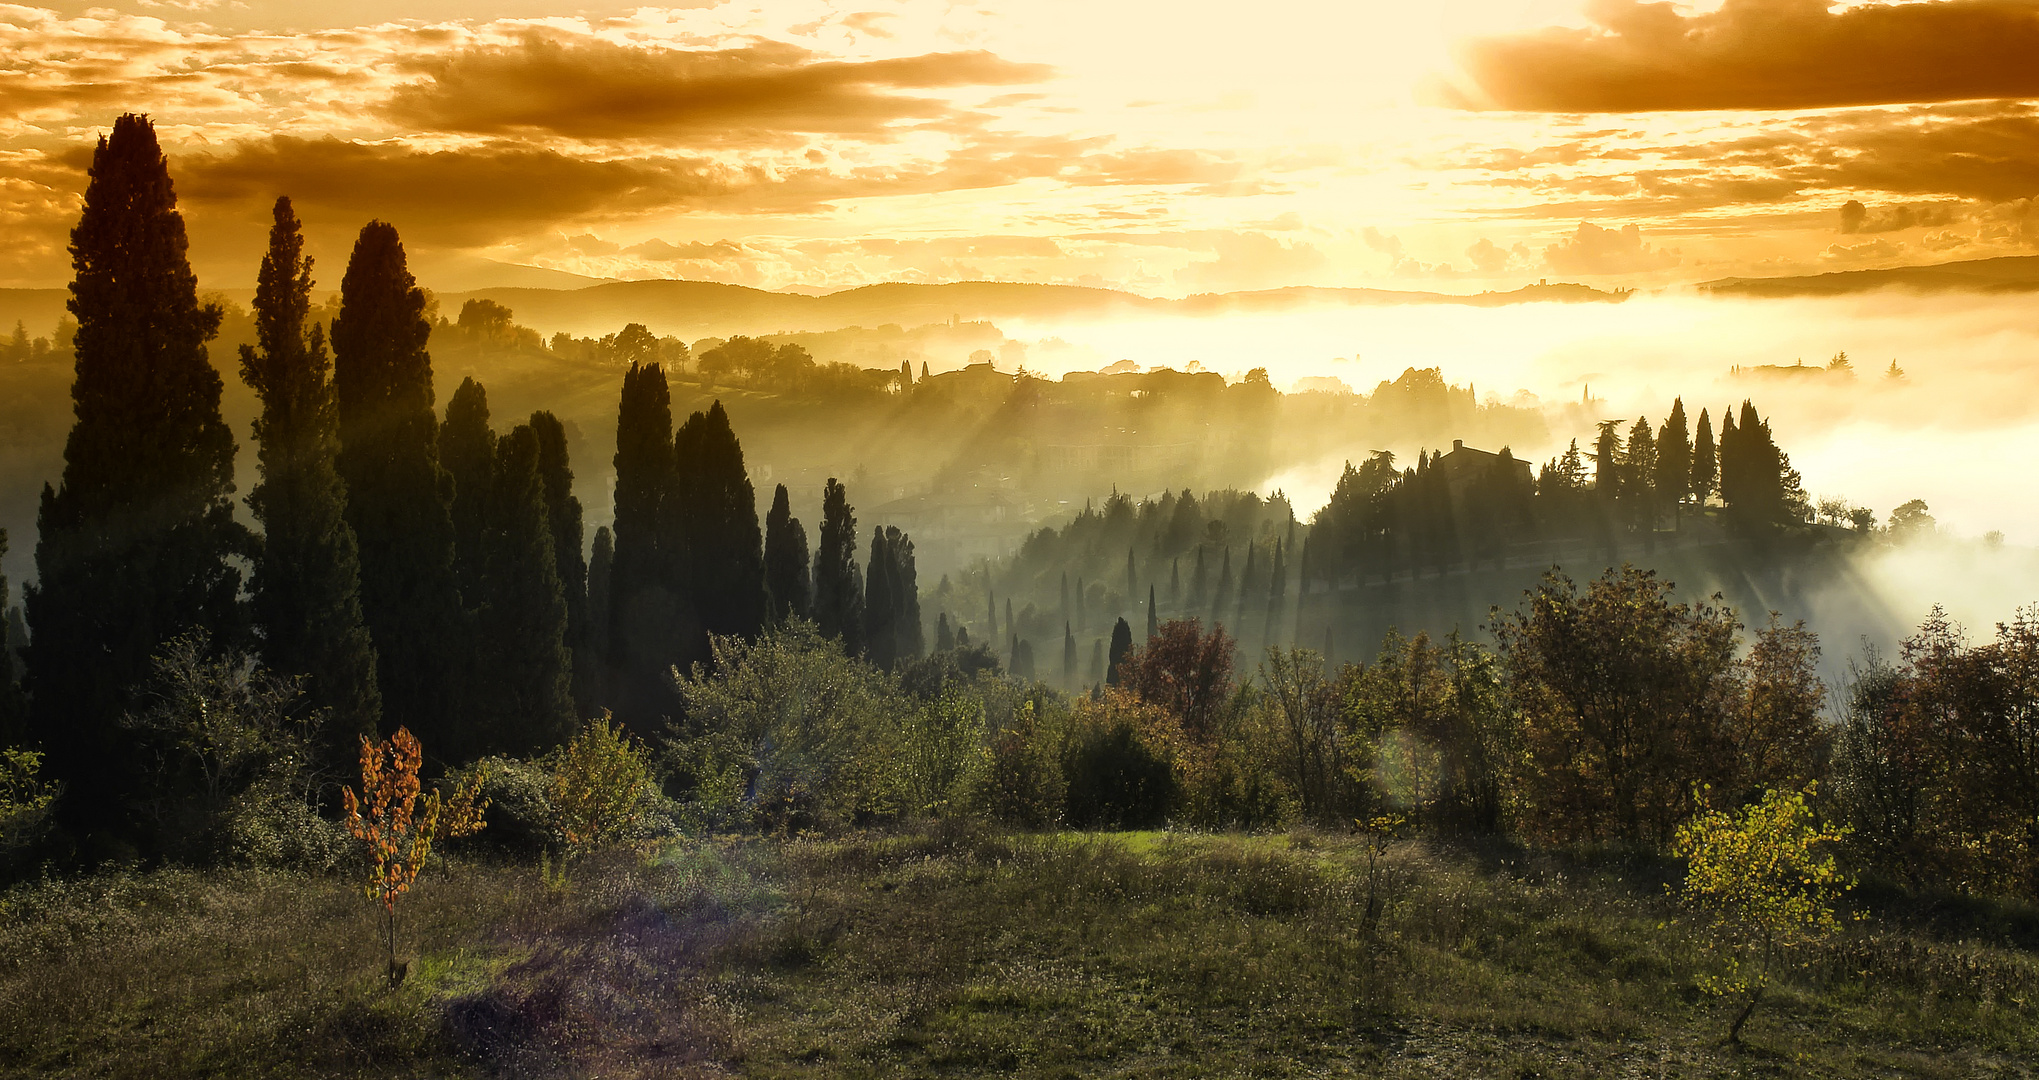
[1698,254,2039,298]
[3,827,2032,1078]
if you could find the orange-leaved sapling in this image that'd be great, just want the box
[341,727,487,986]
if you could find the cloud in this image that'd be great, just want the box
[379,36,1052,144]
[1838,199,1968,234]
[174,137,739,244]
[1821,237,1906,262]
[625,237,755,262]
[1453,0,2039,111]
[1541,222,1678,275]
[1174,231,1325,291]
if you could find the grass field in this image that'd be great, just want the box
[2,826,2036,1078]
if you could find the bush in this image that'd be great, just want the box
[1062,691,1176,829]
[967,699,1065,828]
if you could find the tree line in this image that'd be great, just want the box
[0,115,925,858]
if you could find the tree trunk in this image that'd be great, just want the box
[1728,985,1764,1044]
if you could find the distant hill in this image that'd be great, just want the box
[1697,255,2039,298]
[443,278,1629,340]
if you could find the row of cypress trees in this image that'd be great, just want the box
[15,115,926,851]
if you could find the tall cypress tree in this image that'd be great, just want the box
[763,483,811,623]
[332,220,462,753]
[1656,397,1691,520]
[675,400,764,661]
[812,478,864,656]
[1691,408,1716,505]
[239,195,379,763]
[1107,617,1133,686]
[529,411,591,715]
[1126,547,1137,603]
[585,525,613,708]
[440,376,497,607]
[864,526,897,670]
[473,424,574,754]
[1147,584,1158,641]
[1062,622,1076,688]
[890,527,923,664]
[608,362,679,728]
[0,530,25,746]
[934,612,955,652]
[28,114,245,839]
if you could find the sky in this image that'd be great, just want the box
[2,0,2038,293]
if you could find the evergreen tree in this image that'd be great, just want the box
[812,478,865,656]
[865,526,897,670]
[471,424,574,754]
[28,114,246,839]
[1107,617,1134,686]
[332,220,463,753]
[237,195,379,761]
[1717,409,1740,507]
[985,587,997,645]
[1169,557,1180,608]
[934,612,955,652]
[763,483,811,623]
[674,401,765,663]
[1014,638,1036,680]
[0,530,25,746]
[1075,575,1086,633]
[1063,622,1077,688]
[1210,547,1233,628]
[585,525,613,708]
[440,376,496,605]
[529,411,591,715]
[608,362,679,727]
[1126,547,1137,604]
[1657,398,1691,520]
[1626,416,1658,544]
[1692,407,1717,505]
[1147,584,1159,641]
[891,527,924,663]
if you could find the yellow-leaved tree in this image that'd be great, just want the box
[548,715,652,882]
[341,727,487,986]
[1674,784,1852,1043]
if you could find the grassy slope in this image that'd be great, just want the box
[2,829,2034,1078]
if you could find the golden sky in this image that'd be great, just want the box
[1,0,2036,293]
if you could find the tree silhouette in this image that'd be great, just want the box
[332,220,463,754]
[674,401,764,665]
[528,411,591,716]
[471,424,574,755]
[813,478,865,656]
[440,376,496,606]
[28,114,246,841]
[607,362,679,728]
[763,483,812,624]
[237,196,379,765]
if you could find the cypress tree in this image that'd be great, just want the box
[440,376,496,606]
[763,483,811,623]
[1691,408,1716,505]
[1169,557,1181,608]
[1126,547,1137,603]
[529,411,591,714]
[1062,621,1077,688]
[585,525,613,710]
[675,401,764,663]
[812,478,864,655]
[865,526,897,669]
[1656,397,1691,519]
[985,587,996,645]
[1059,572,1070,627]
[1013,637,1035,680]
[332,220,462,754]
[891,527,924,663]
[1717,409,1741,509]
[1147,584,1158,641]
[1107,617,1133,686]
[0,530,25,746]
[473,424,574,754]
[1074,575,1086,633]
[934,612,955,652]
[28,114,245,839]
[608,361,680,728]
[240,196,380,765]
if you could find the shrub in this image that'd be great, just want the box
[1675,784,1852,1043]
[1062,690,1176,829]
[0,747,58,873]
[967,698,1065,828]
[551,716,653,868]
